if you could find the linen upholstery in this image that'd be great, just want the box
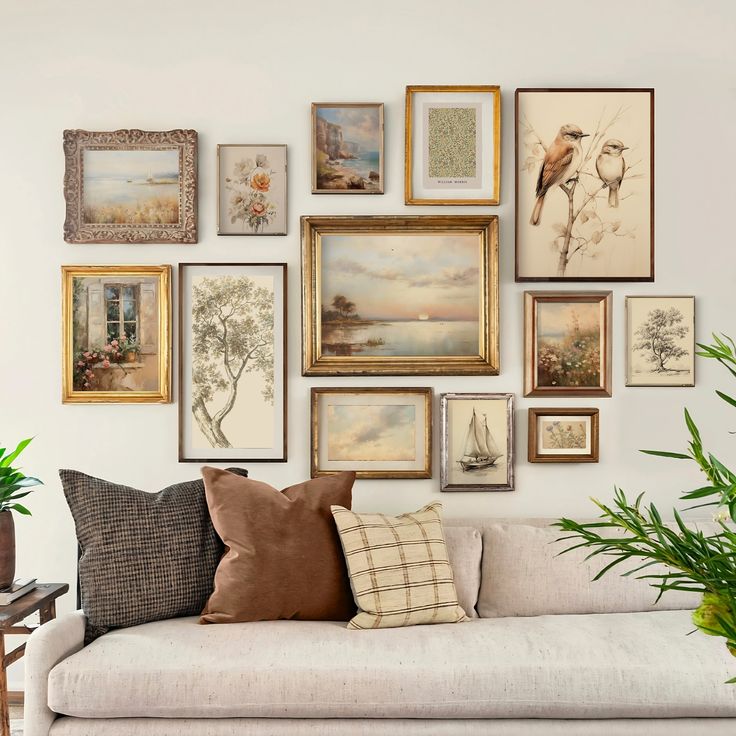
[46,612,736,719]
[46,717,736,736]
[201,468,356,623]
[443,526,482,617]
[331,502,467,629]
[477,522,719,618]
[59,467,248,639]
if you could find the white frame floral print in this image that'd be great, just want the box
[217,144,287,236]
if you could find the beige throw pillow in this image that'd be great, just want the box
[331,502,468,629]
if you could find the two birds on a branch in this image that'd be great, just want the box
[530,124,628,226]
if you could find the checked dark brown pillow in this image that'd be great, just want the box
[201,467,356,624]
[60,467,248,641]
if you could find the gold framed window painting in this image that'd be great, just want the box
[63,129,197,244]
[524,291,612,397]
[217,144,287,235]
[440,393,514,492]
[311,388,432,479]
[178,263,287,463]
[515,88,654,281]
[311,103,384,194]
[405,85,500,205]
[301,215,499,376]
[528,408,599,463]
[61,265,171,403]
[626,296,695,387]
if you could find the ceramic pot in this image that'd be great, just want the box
[0,511,15,589]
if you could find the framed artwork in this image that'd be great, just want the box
[217,145,287,235]
[405,85,500,205]
[528,408,600,463]
[179,263,287,462]
[61,265,171,403]
[63,129,197,244]
[524,291,612,397]
[311,103,384,194]
[440,393,514,492]
[626,296,695,387]
[515,88,654,281]
[301,215,499,376]
[311,388,432,479]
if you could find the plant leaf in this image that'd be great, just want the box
[641,449,691,459]
[0,437,33,468]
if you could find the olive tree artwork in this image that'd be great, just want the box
[179,264,286,462]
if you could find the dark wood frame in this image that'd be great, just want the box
[439,392,514,492]
[311,103,384,194]
[310,387,432,479]
[404,85,501,205]
[524,290,613,397]
[625,295,696,387]
[178,263,288,462]
[63,129,198,244]
[514,88,654,282]
[301,215,500,376]
[216,144,288,236]
[528,408,600,463]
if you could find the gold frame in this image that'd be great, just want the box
[528,408,600,463]
[404,85,501,206]
[301,215,500,376]
[311,103,384,194]
[311,387,432,479]
[61,265,171,403]
[524,291,612,397]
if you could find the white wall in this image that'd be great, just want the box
[2,0,735,689]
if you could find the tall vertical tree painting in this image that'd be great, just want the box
[179,263,287,461]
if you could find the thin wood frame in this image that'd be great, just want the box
[524,290,613,397]
[440,393,514,492]
[625,295,696,387]
[311,387,432,479]
[61,265,171,403]
[301,214,499,376]
[178,263,288,463]
[216,144,288,236]
[514,88,654,282]
[405,85,501,205]
[63,129,197,244]
[311,103,384,194]
[528,407,599,463]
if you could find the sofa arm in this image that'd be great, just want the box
[24,611,86,736]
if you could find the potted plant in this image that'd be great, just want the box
[118,335,140,363]
[0,438,42,589]
[555,334,736,682]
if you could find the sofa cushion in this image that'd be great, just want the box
[47,612,736,719]
[443,526,481,617]
[477,522,718,618]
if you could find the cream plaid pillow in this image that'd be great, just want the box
[331,502,468,629]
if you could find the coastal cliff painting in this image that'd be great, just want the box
[311,103,383,193]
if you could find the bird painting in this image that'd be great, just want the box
[530,124,589,226]
[596,139,628,207]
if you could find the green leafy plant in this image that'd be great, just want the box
[555,333,736,683]
[0,438,42,515]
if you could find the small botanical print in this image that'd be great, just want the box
[541,420,587,449]
[218,145,286,235]
[528,408,598,463]
[626,296,695,386]
[427,107,477,179]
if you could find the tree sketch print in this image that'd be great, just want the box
[633,307,690,373]
[191,276,274,448]
[522,107,643,277]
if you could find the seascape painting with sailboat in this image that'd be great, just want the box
[319,233,480,357]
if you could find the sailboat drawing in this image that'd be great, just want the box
[459,408,503,471]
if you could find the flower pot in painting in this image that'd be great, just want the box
[124,350,138,363]
[0,510,15,589]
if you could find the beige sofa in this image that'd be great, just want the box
[25,518,736,735]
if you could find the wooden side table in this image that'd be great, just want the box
[0,583,68,736]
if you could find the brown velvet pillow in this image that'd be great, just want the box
[200,468,356,623]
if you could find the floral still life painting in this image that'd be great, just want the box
[218,145,287,235]
[528,408,599,463]
[62,265,171,403]
[515,89,653,281]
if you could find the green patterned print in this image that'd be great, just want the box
[428,107,477,179]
